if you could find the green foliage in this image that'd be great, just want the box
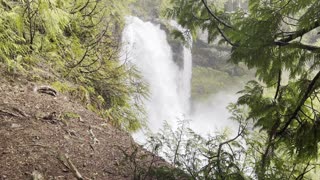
[0,0,147,132]
[145,115,248,179]
[146,105,318,179]
[60,111,81,126]
[165,0,320,178]
[192,66,250,101]
[0,5,27,73]
[63,112,80,120]
[131,0,175,19]
[147,166,190,180]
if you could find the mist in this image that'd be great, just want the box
[190,91,239,137]
[122,16,244,143]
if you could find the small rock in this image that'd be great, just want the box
[32,136,40,142]
[32,170,44,180]
[68,130,76,136]
[42,112,57,120]
[64,135,70,140]
[11,123,21,128]
[78,116,84,123]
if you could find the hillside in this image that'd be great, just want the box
[0,75,170,180]
[0,1,186,179]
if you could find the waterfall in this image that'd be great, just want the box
[180,46,192,114]
[122,16,192,141]
[122,17,238,143]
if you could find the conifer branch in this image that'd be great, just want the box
[201,0,233,29]
[275,42,320,52]
[216,123,245,178]
[70,0,90,14]
[216,24,235,46]
[296,162,313,180]
[277,0,294,11]
[274,70,282,100]
[83,1,99,17]
[200,0,320,50]
[277,70,320,136]
[275,20,320,44]
[67,47,90,69]
[274,48,282,100]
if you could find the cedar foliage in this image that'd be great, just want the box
[163,0,320,178]
[0,0,147,132]
[146,108,318,179]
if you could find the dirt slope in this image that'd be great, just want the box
[0,77,168,180]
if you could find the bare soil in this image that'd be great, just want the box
[0,76,167,180]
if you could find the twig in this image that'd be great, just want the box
[89,126,99,145]
[0,109,20,117]
[58,153,84,180]
[201,0,233,29]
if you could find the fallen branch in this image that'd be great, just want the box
[0,109,20,117]
[1,108,27,118]
[58,153,84,180]
[0,105,28,117]
[18,144,50,149]
[36,86,57,97]
[65,154,84,180]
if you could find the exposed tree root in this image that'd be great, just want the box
[36,86,57,97]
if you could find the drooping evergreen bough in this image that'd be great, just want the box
[164,0,320,178]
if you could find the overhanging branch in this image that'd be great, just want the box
[274,41,320,52]
[277,70,320,136]
[276,20,320,44]
[200,0,320,51]
[201,0,233,29]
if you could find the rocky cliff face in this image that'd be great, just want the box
[130,0,249,75]
[192,38,246,76]
[129,0,251,104]
[129,1,232,72]
[163,26,245,77]
[160,23,185,69]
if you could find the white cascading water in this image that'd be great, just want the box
[180,46,192,114]
[169,19,193,114]
[122,16,237,142]
[122,17,192,142]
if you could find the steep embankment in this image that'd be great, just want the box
[0,76,168,179]
[0,1,173,179]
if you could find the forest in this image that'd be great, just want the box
[0,0,320,179]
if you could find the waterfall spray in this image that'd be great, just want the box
[122,16,238,143]
[122,17,192,142]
